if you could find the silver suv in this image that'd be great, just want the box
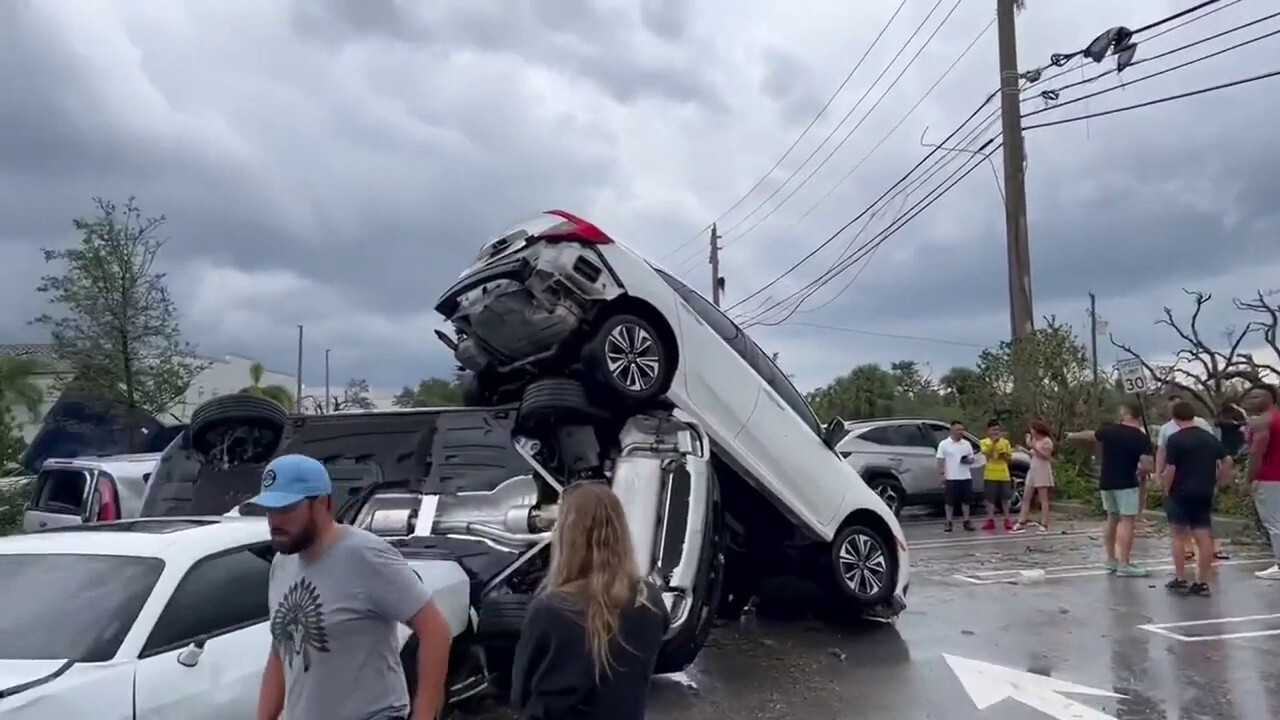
[834,418,1031,516]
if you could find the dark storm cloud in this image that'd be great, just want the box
[3,0,1276,396]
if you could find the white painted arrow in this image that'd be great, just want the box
[943,654,1123,720]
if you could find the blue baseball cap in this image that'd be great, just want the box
[248,454,332,509]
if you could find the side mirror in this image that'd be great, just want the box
[822,419,848,449]
[176,636,207,668]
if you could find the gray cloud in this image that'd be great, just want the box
[2,0,1276,400]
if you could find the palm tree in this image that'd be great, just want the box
[240,361,294,410]
[0,355,45,422]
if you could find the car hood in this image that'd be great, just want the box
[0,659,71,697]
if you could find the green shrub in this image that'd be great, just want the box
[0,480,30,536]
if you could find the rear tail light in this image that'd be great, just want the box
[541,209,614,245]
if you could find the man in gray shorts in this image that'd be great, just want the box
[253,454,453,720]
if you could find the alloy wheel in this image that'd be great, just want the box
[837,532,889,599]
[604,323,661,392]
[874,483,901,514]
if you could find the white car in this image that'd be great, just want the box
[434,210,909,617]
[0,517,470,719]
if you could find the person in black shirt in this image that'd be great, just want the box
[512,482,669,720]
[1066,400,1153,576]
[1162,401,1234,596]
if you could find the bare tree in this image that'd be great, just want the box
[1233,289,1280,381]
[1111,289,1265,414]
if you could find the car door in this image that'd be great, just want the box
[652,269,762,442]
[22,466,94,532]
[133,543,275,720]
[860,424,939,497]
[732,337,847,528]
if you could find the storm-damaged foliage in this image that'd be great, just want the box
[1111,289,1280,416]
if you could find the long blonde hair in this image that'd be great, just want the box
[542,482,647,678]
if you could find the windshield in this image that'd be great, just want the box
[0,553,165,662]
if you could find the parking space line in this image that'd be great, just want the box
[910,529,1093,549]
[950,556,1273,585]
[1138,612,1280,642]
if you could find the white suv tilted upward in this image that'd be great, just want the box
[434,210,910,617]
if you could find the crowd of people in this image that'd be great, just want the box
[933,383,1280,598]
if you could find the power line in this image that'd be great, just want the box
[655,0,912,263]
[722,94,995,313]
[1023,66,1280,132]
[675,9,993,275]
[776,322,989,348]
[742,144,999,327]
[718,0,968,250]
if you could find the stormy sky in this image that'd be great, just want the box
[2,0,1276,397]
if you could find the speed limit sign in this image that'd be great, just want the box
[1116,358,1149,394]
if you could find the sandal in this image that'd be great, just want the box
[1214,550,1230,560]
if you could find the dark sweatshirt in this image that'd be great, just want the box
[511,583,670,720]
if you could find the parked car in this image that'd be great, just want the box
[433,210,909,619]
[834,418,1032,516]
[0,517,465,719]
[20,453,161,533]
[140,396,722,691]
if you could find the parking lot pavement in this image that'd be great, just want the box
[461,518,1280,720]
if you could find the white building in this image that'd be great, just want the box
[0,344,301,441]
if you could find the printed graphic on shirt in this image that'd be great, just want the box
[271,577,331,672]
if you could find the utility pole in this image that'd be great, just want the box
[997,0,1035,340]
[1089,292,1100,411]
[295,325,304,414]
[324,349,331,414]
[709,223,722,307]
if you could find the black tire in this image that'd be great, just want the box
[1009,471,1027,513]
[188,393,287,461]
[829,524,896,607]
[865,475,905,517]
[580,313,674,406]
[476,593,532,640]
[515,378,602,432]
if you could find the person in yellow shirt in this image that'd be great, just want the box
[980,419,1015,532]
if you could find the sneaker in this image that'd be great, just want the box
[982,519,997,532]
[1165,577,1190,593]
[1187,582,1212,597]
[944,521,954,533]
[1104,559,1118,574]
[963,520,976,532]
[1256,565,1280,580]
[1116,564,1150,578]
[1009,522,1027,534]
[1004,519,1014,531]
[1036,525,1049,535]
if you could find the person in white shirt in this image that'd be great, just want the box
[936,420,977,532]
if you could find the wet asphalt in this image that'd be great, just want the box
[465,511,1280,719]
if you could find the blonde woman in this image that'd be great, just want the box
[511,482,669,720]
[1012,420,1055,534]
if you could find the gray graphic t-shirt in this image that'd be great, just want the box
[269,527,433,720]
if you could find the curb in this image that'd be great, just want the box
[1054,500,1253,533]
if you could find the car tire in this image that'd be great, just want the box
[829,524,896,608]
[188,393,287,462]
[865,475,905,517]
[580,313,674,407]
[515,378,602,432]
[1009,471,1027,513]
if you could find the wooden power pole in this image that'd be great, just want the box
[997,0,1035,340]
[709,223,723,307]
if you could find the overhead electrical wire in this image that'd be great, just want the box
[779,322,989,349]
[654,0,912,264]
[726,2,1271,322]
[717,0,968,250]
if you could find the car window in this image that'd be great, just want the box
[653,268,822,436]
[860,424,931,448]
[926,424,950,446]
[0,553,165,662]
[141,544,274,656]
[857,427,895,445]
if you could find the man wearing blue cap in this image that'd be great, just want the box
[253,454,451,720]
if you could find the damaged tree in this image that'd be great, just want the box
[1110,289,1273,415]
